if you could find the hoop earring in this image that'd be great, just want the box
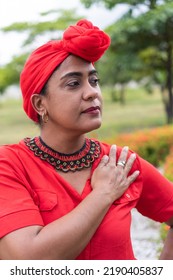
[42,112,49,123]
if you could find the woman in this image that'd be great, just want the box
[160,227,173,259]
[0,19,173,260]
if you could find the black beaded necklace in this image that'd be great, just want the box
[24,137,101,173]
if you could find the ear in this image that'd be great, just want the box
[30,94,46,117]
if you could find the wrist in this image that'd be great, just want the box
[92,188,115,206]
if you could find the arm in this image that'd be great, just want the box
[0,145,139,260]
[136,157,173,222]
[135,157,173,260]
[159,226,173,260]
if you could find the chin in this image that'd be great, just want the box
[83,121,102,133]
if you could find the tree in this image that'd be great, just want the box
[81,0,173,123]
[0,54,27,93]
[81,0,169,9]
[96,49,144,103]
[0,9,82,94]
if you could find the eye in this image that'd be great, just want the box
[90,77,100,86]
[67,80,80,88]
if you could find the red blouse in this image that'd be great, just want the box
[0,139,173,259]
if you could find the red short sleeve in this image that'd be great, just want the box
[0,146,44,238]
[136,157,173,222]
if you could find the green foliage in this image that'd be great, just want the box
[1,0,173,124]
[0,86,165,144]
[92,0,173,123]
[2,9,81,47]
[164,147,173,181]
[107,2,173,54]
[0,54,28,93]
[106,125,173,166]
[160,223,170,241]
[0,99,38,145]
[0,9,83,93]
[81,0,162,9]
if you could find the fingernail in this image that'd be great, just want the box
[102,155,109,161]
[131,153,136,158]
[111,144,116,149]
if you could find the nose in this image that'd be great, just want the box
[82,82,100,101]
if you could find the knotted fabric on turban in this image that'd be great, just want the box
[20,19,111,122]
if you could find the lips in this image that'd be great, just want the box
[82,106,100,113]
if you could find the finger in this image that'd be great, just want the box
[124,153,136,173]
[108,145,117,166]
[117,146,129,167]
[99,155,109,167]
[126,170,140,184]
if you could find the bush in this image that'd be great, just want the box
[106,125,173,166]
[164,147,173,181]
[106,125,173,243]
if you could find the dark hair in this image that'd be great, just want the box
[37,82,48,125]
[37,65,60,125]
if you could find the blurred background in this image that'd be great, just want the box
[0,0,173,259]
[1,0,173,143]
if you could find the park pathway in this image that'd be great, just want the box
[131,209,163,259]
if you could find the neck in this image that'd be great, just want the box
[40,131,86,154]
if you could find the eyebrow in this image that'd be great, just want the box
[60,70,98,80]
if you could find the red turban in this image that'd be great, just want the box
[20,19,111,122]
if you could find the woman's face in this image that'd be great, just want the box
[43,55,102,135]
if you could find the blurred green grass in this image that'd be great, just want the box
[90,86,166,139]
[0,86,166,145]
[0,98,38,144]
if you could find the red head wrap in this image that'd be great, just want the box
[20,19,111,122]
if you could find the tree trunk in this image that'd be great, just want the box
[111,89,118,102]
[149,0,157,9]
[165,35,173,124]
[119,84,126,105]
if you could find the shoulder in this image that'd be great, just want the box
[96,139,141,161]
[0,139,36,177]
[91,138,155,173]
[96,139,132,154]
[0,139,29,164]
[95,140,151,180]
[0,143,20,157]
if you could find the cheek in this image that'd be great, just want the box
[48,97,78,119]
[99,93,103,108]
[97,88,102,100]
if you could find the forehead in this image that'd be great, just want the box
[57,55,96,75]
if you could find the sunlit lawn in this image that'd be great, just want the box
[0,86,166,145]
[90,86,166,140]
[0,98,39,144]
